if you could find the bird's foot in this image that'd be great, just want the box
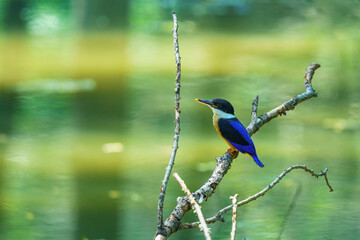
[217,149,239,163]
[226,148,239,158]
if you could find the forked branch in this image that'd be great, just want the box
[247,63,321,135]
[155,63,323,239]
[181,165,333,230]
[154,12,329,240]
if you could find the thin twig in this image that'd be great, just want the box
[230,194,239,240]
[304,64,320,92]
[182,165,333,229]
[247,95,259,131]
[323,168,334,192]
[156,11,181,236]
[173,173,212,240]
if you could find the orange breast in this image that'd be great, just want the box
[212,114,236,150]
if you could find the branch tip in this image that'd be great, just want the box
[311,62,321,69]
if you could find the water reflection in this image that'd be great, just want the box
[0,69,136,238]
[0,90,16,237]
[0,89,77,238]
[0,144,4,236]
[74,159,119,240]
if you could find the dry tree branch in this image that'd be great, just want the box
[154,63,323,240]
[173,173,212,240]
[247,63,321,135]
[230,194,239,240]
[182,165,333,230]
[156,11,181,236]
[247,95,259,131]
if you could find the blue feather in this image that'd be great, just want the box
[227,119,253,144]
[224,118,264,167]
[250,154,264,168]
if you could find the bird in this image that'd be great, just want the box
[195,98,264,167]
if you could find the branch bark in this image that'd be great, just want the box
[156,11,181,236]
[154,63,322,239]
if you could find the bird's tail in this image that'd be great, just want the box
[251,154,264,167]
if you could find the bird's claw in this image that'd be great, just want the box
[225,148,239,158]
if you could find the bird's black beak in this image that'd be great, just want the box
[195,99,216,108]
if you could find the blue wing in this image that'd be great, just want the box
[218,118,264,167]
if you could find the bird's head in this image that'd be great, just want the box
[195,98,235,116]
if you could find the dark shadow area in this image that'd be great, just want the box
[74,77,128,132]
[2,0,28,31]
[0,90,16,233]
[74,155,120,240]
[0,145,4,233]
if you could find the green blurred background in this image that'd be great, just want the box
[0,0,359,239]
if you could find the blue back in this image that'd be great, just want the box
[219,118,257,156]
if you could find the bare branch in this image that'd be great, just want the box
[179,216,225,231]
[230,194,239,240]
[247,95,259,131]
[157,63,323,239]
[247,63,321,136]
[182,165,333,230]
[323,170,334,192]
[162,152,234,236]
[173,173,212,240]
[156,11,182,236]
[304,63,320,92]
